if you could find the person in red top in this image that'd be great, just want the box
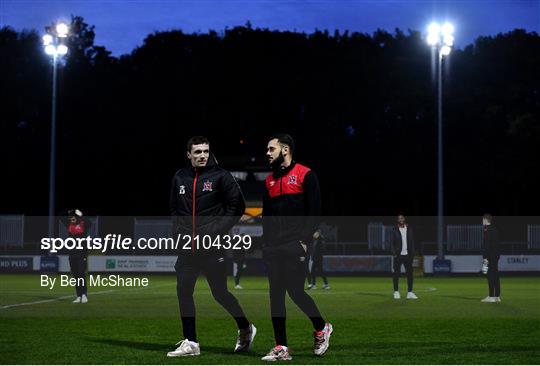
[66,209,89,303]
[261,134,332,361]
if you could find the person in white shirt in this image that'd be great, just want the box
[391,214,418,299]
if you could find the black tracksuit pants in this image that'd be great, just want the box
[487,256,501,297]
[175,254,250,343]
[308,256,328,286]
[264,242,326,347]
[233,259,245,286]
[393,255,413,292]
[68,254,87,297]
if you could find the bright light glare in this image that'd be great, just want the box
[42,34,53,46]
[443,35,455,46]
[428,22,440,36]
[56,23,69,37]
[57,44,68,55]
[45,44,56,55]
[427,33,439,46]
[442,23,454,36]
[440,45,452,56]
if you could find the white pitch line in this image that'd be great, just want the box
[0,282,175,310]
[0,290,114,310]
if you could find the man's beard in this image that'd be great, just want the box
[270,152,285,170]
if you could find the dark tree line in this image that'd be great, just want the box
[1,16,539,215]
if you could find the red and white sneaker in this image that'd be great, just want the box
[313,323,333,356]
[261,345,292,361]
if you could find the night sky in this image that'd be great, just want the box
[1,0,538,56]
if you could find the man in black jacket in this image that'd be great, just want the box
[167,136,255,357]
[481,213,501,303]
[261,134,332,361]
[391,214,418,300]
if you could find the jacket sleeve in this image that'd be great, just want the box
[262,186,274,247]
[391,227,398,256]
[207,171,246,235]
[169,174,190,235]
[483,227,500,259]
[301,170,321,243]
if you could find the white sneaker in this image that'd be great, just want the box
[481,296,496,303]
[81,294,88,303]
[73,297,81,303]
[234,284,243,290]
[406,292,418,300]
[261,345,292,361]
[322,284,330,290]
[494,297,501,302]
[313,323,333,356]
[235,324,256,352]
[307,284,317,290]
[167,339,200,357]
[393,291,401,299]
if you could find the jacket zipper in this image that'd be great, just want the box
[192,171,199,253]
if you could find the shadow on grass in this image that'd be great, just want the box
[87,338,171,351]
[86,338,255,357]
[440,295,481,301]
[355,292,389,298]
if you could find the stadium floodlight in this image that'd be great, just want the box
[427,33,439,46]
[42,21,70,238]
[44,44,56,55]
[440,45,452,56]
[426,21,455,260]
[42,34,53,46]
[441,22,455,37]
[428,22,440,36]
[56,22,69,37]
[57,44,68,55]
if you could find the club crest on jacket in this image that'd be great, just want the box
[202,180,213,192]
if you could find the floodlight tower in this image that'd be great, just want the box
[43,21,69,237]
[427,22,454,260]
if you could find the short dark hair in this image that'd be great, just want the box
[269,133,295,154]
[483,213,493,223]
[186,136,210,152]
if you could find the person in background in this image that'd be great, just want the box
[232,248,247,290]
[66,209,89,303]
[481,213,501,303]
[307,229,329,290]
[391,214,418,300]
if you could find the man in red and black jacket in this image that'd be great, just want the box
[168,136,255,357]
[65,209,89,303]
[260,134,333,362]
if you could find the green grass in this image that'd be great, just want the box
[1,274,539,364]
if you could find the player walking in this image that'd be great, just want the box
[261,134,332,361]
[167,136,256,357]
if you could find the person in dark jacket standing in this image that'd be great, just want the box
[66,209,89,303]
[481,213,501,303]
[261,134,332,361]
[391,214,418,300]
[307,229,329,290]
[167,136,255,357]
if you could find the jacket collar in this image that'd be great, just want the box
[273,161,296,179]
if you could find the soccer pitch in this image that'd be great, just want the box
[1,275,539,364]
